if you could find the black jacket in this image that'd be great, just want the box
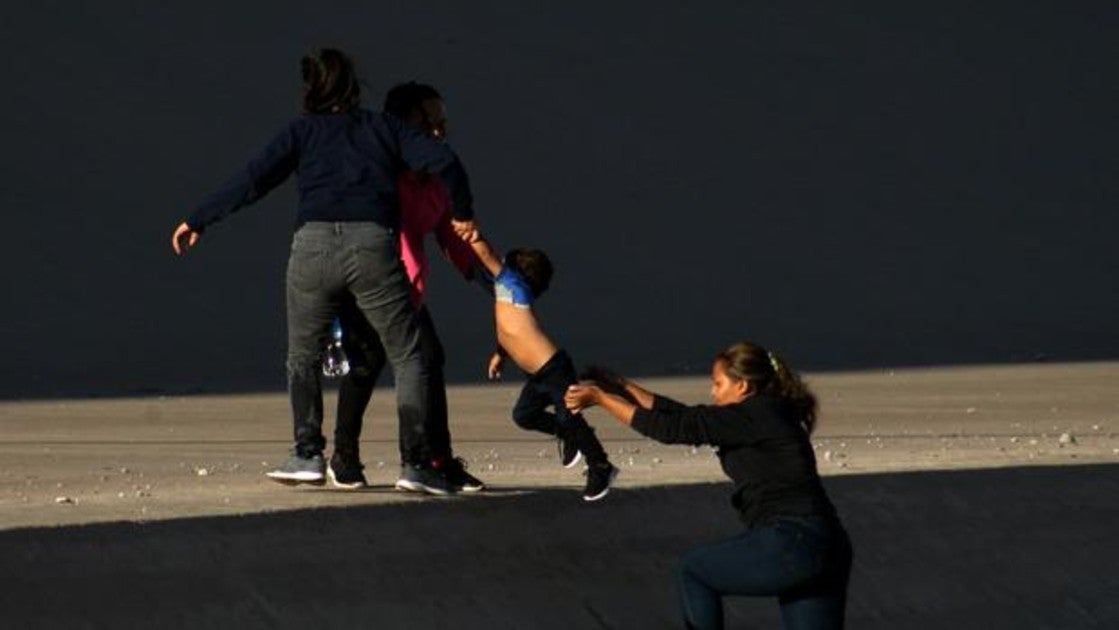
[632,394,837,526]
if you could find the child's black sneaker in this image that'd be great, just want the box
[583,463,618,502]
[438,457,485,493]
[559,436,582,469]
[328,452,367,489]
[395,463,456,496]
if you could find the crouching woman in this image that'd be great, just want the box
[565,341,852,630]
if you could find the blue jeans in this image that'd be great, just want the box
[678,516,852,630]
[285,222,430,460]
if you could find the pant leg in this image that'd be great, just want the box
[415,306,454,461]
[286,225,347,458]
[338,223,433,465]
[676,521,831,630]
[778,522,853,630]
[534,352,609,466]
[511,378,560,435]
[334,296,387,457]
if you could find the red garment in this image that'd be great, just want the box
[396,171,477,306]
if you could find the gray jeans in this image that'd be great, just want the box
[285,222,431,461]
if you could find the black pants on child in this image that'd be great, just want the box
[512,350,608,466]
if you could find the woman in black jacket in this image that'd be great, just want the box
[565,341,851,630]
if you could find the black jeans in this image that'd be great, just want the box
[677,516,853,630]
[512,351,608,466]
[334,302,452,464]
[285,222,431,460]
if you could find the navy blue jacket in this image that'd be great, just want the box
[187,109,473,231]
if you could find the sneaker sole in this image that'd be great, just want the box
[562,450,583,469]
[458,483,485,493]
[265,471,326,486]
[583,467,619,502]
[394,478,452,496]
[327,467,366,490]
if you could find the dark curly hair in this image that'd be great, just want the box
[383,81,441,119]
[504,248,553,298]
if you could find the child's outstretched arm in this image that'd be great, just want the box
[461,228,503,277]
[434,216,478,281]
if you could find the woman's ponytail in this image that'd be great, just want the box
[717,342,818,434]
[301,48,360,114]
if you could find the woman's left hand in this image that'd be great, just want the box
[564,383,600,413]
[171,221,201,255]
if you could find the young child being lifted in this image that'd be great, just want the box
[456,223,618,501]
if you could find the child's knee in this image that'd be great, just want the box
[512,407,554,433]
[511,408,535,431]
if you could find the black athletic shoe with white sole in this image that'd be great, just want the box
[560,436,582,469]
[583,463,618,502]
[328,452,367,489]
[440,457,485,493]
[395,464,456,496]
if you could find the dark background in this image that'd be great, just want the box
[2,1,1116,399]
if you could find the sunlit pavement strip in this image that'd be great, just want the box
[2,362,1117,530]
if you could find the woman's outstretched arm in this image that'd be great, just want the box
[568,375,750,447]
[565,384,640,425]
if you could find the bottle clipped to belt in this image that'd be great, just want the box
[322,317,350,378]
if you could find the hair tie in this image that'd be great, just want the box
[767,351,780,375]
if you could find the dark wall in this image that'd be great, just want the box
[2,1,1116,398]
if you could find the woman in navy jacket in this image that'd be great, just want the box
[565,341,852,630]
[170,49,474,486]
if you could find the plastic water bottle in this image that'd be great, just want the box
[322,318,350,377]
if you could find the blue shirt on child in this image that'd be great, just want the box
[494,267,534,308]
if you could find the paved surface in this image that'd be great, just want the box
[1,363,1117,627]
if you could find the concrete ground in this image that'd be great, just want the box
[1,362,1117,628]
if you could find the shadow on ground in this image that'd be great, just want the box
[3,465,1116,629]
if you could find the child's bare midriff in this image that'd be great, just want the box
[495,303,558,375]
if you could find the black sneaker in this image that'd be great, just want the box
[439,457,485,493]
[328,452,367,489]
[394,464,456,496]
[559,436,582,469]
[583,463,618,502]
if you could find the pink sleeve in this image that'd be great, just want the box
[434,217,478,280]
